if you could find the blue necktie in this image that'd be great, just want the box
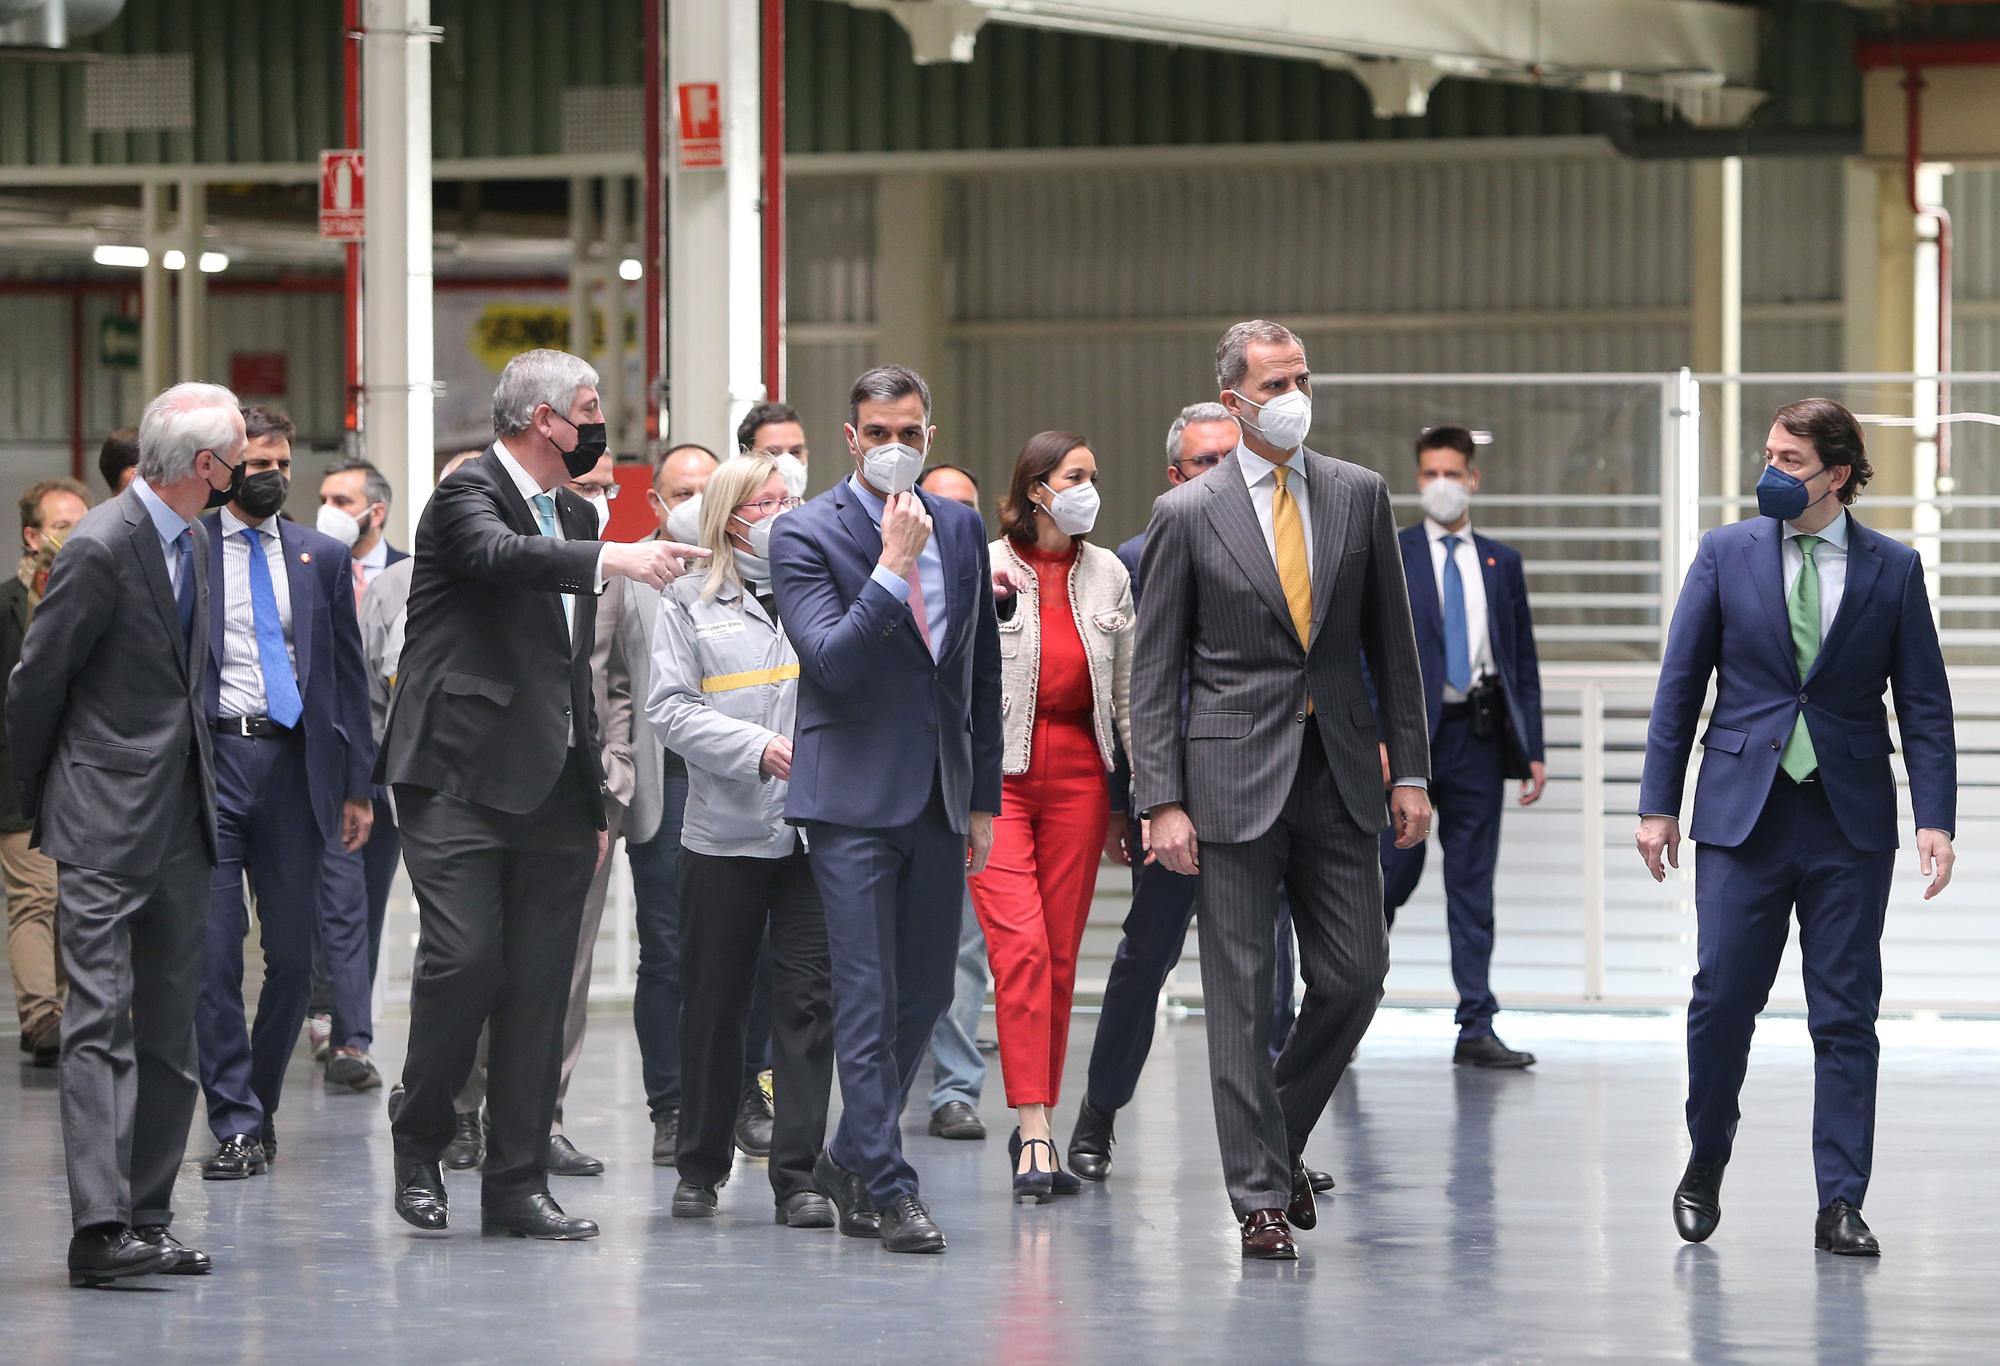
[530,493,558,538]
[241,528,303,727]
[174,529,195,646]
[1441,534,1471,693]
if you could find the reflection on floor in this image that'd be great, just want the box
[5,1007,1995,1362]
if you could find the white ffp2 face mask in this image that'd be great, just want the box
[858,439,927,496]
[585,492,612,535]
[316,503,362,550]
[1231,388,1312,451]
[1419,477,1472,526]
[1040,480,1100,536]
[772,453,809,500]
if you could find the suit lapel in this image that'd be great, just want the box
[920,488,963,658]
[189,521,210,697]
[1304,452,1350,642]
[555,489,597,653]
[1401,526,1441,653]
[1476,533,1506,664]
[279,520,315,691]
[1808,516,1881,684]
[126,493,187,674]
[1742,521,1798,682]
[484,448,570,644]
[204,512,226,675]
[834,479,926,655]
[1202,456,1297,646]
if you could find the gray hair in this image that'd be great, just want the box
[137,381,243,484]
[1215,319,1304,392]
[322,456,393,511]
[1164,401,1233,463]
[698,453,779,602]
[848,364,932,428]
[492,349,600,438]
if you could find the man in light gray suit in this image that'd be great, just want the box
[1132,320,1433,1260]
[7,381,240,1286]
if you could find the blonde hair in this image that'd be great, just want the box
[698,454,780,601]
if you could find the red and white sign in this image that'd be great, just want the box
[676,83,723,170]
[230,352,289,397]
[319,149,365,241]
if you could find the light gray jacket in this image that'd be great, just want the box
[646,571,798,859]
[994,536,1136,776]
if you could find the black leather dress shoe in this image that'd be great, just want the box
[1287,1158,1318,1231]
[481,1192,599,1240]
[671,1179,719,1219]
[879,1195,947,1254]
[546,1134,605,1177]
[929,1100,986,1140]
[385,1083,405,1123]
[776,1192,835,1229]
[1306,1166,1335,1193]
[442,1111,484,1170]
[1815,1199,1881,1257]
[133,1225,211,1275]
[1067,1098,1115,1182]
[68,1224,177,1287]
[813,1149,880,1238]
[202,1134,268,1180]
[394,1157,450,1231]
[260,1123,277,1165]
[652,1109,679,1167]
[734,1084,775,1158]
[1240,1209,1297,1260]
[1454,1034,1537,1069]
[1673,1159,1726,1243]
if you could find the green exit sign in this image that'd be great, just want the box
[99,314,140,370]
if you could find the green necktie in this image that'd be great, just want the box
[1780,533,1822,782]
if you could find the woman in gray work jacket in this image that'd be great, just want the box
[647,453,834,1230]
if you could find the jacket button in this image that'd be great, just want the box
[1771,740,1781,750]
[1798,693,1807,705]
[926,721,937,733]
[1295,711,1307,723]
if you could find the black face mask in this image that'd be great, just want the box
[204,452,245,510]
[549,412,610,480]
[237,470,289,519]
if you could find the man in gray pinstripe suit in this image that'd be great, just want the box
[1132,320,1432,1260]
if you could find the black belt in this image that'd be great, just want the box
[1440,701,1473,722]
[213,715,293,738]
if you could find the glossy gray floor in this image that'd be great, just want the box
[4,1007,1996,1364]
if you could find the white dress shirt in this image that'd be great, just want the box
[493,439,610,642]
[216,506,296,718]
[1424,517,1494,703]
[130,477,192,593]
[1235,441,1313,575]
[1782,509,1849,640]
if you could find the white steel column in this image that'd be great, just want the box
[140,181,170,393]
[602,175,631,454]
[363,0,437,548]
[1912,162,1948,587]
[175,179,207,385]
[668,0,765,451]
[1689,157,1741,517]
[569,176,595,372]
[874,173,946,407]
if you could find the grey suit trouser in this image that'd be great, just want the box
[57,788,209,1231]
[1196,725,1389,1217]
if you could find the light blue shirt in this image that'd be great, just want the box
[849,473,949,661]
[1783,508,1849,639]
[130,476,192,593]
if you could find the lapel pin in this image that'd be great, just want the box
[1486,556,1497,566]
[300,552,313,564]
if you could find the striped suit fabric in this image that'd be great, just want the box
[1129,447,1430,1216]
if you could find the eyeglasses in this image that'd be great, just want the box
[1173,453,1227,472]
[571,483,621,499]
[736,496,803,517]
[751,446,809,460]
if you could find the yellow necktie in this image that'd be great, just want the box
[1271,465,1313,649]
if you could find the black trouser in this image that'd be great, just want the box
[390,755,597,1204]
[676,845,833,1203]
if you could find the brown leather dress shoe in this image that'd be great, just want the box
[1286,1158,1318,1231]
[1240,1208,1297,1260]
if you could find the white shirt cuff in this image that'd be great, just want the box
[592,545,608,593]
[870,564,911,602]
[1392,778,1427,790]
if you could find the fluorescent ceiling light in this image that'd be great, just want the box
[199,252,229,273]
[162,249,185,270]
[618,257,642,281]
[92,244,148,268]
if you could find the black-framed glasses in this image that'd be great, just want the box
[1173,453,1227,473]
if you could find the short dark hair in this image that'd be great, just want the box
[242,405,297,445]
[654,442,719,477]
[999,431,1090,544]
[98,427,139,491]
[1416,426,1478,463]
[848,365,931,428]
[321,455,392,511]
[1772,398,1872,505]
[735,402,803,453]
[918,463,979,493]
[19,477,91,537]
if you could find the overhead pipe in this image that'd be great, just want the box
[760,0,785,403]
[1595,95,1860,160]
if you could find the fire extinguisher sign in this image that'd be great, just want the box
[676,83,724,170]
[320,150,365,241]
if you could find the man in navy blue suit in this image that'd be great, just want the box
[1379,426,1545,1070]
[194,406,375,1180]
[1639,398,1956,1257]
[770,364,1002,1255]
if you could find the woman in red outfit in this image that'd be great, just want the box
[969,431,1135,1203]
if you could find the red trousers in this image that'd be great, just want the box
[969,716,1110,1109]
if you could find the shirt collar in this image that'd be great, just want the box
[218,505,279,541]
[494,439,557,502]
[847,471,887,524]
[358,538,388,570]
[1425,517,1474,545]
[1785,508,1849,550]
[129,476,190,544]
[1235,441,1306,490]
